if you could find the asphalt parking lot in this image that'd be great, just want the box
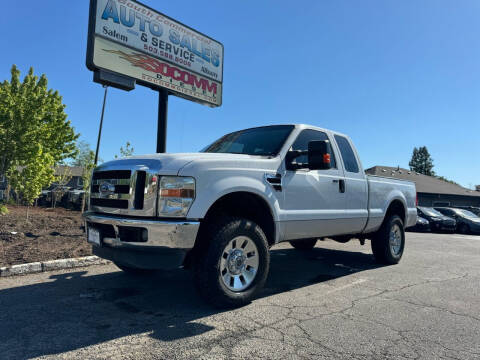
[0,232,479,360]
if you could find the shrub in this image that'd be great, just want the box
[0,205,8,215]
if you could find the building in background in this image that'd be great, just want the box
[49,166,84,190]
[365,166,480,207]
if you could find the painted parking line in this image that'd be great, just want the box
[409,233,479,240]
[325,278,367,294]
[450,235,480,240]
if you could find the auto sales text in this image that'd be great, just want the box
[101,0,221,71]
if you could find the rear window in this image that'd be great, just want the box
[334,135,359,173]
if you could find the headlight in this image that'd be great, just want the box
[157,176,195,217]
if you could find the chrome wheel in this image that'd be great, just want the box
[220,236,259,292]
[389,224,402,255]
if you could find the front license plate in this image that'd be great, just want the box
[87,227,101,246]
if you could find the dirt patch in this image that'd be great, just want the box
[0,205,91,267]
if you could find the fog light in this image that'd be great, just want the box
[141,229,148,242]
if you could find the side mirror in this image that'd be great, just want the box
[308,140,332,170]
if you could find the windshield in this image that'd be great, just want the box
[456,209,478,218]
[202,125,294,156]
[419,207,444,217]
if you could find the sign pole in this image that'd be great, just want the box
[95,85,108,165]
[156,89,169,153]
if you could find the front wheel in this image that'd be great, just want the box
[194,217,270,308]
[458,223,470,235]
[371,215,405,265]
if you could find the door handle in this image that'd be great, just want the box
[333,179,346,193]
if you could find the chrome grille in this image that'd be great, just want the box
[93,170,131,181]
[89,168,158,217]
[90,171,132,205]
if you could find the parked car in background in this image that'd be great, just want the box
[434,207,480,235]
[65,189,85,210]
[453,206,480,217]
[407,216,430,232]
[37,187,70,208]
[37,190,50,206]
[417,207,456,233]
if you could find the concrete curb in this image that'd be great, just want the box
[0,256,112,277]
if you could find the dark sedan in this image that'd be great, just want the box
[417,207,456,233]
[434,207,480,235]
[407,216,430,232]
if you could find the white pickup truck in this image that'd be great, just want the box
[84,124,416,307]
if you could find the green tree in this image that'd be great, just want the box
[115,141,135,158]
[409,146,435,176]
[72,141,96,212]
[0,65,78,205]
[7,146,55,220]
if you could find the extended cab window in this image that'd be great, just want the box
[334,135,359,173]
[291,129,336,168]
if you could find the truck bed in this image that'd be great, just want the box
[364,175,417,233]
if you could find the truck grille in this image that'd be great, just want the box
[90,198,129,209]
[89,169,156,216]
[93,170,131,181]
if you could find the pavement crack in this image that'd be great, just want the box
[382,296,480,322]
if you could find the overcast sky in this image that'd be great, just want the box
[1,0,478,188]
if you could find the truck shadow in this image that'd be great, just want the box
[0,245,382,359]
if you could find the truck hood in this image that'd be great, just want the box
[95,152,272,175]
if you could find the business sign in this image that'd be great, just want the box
[87,0,223,107]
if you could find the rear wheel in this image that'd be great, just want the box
[290,239,317,250]
[194,217,270,308]
[371,215,405,264]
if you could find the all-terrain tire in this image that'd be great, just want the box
[194,217,270,308]
[371,215,405,265]
[289,239,318,250]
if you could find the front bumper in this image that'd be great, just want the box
[83,211,200,269]
[408,223,430,232]
[430,221,456,233]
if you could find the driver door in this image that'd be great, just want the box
[280,129,347,240]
